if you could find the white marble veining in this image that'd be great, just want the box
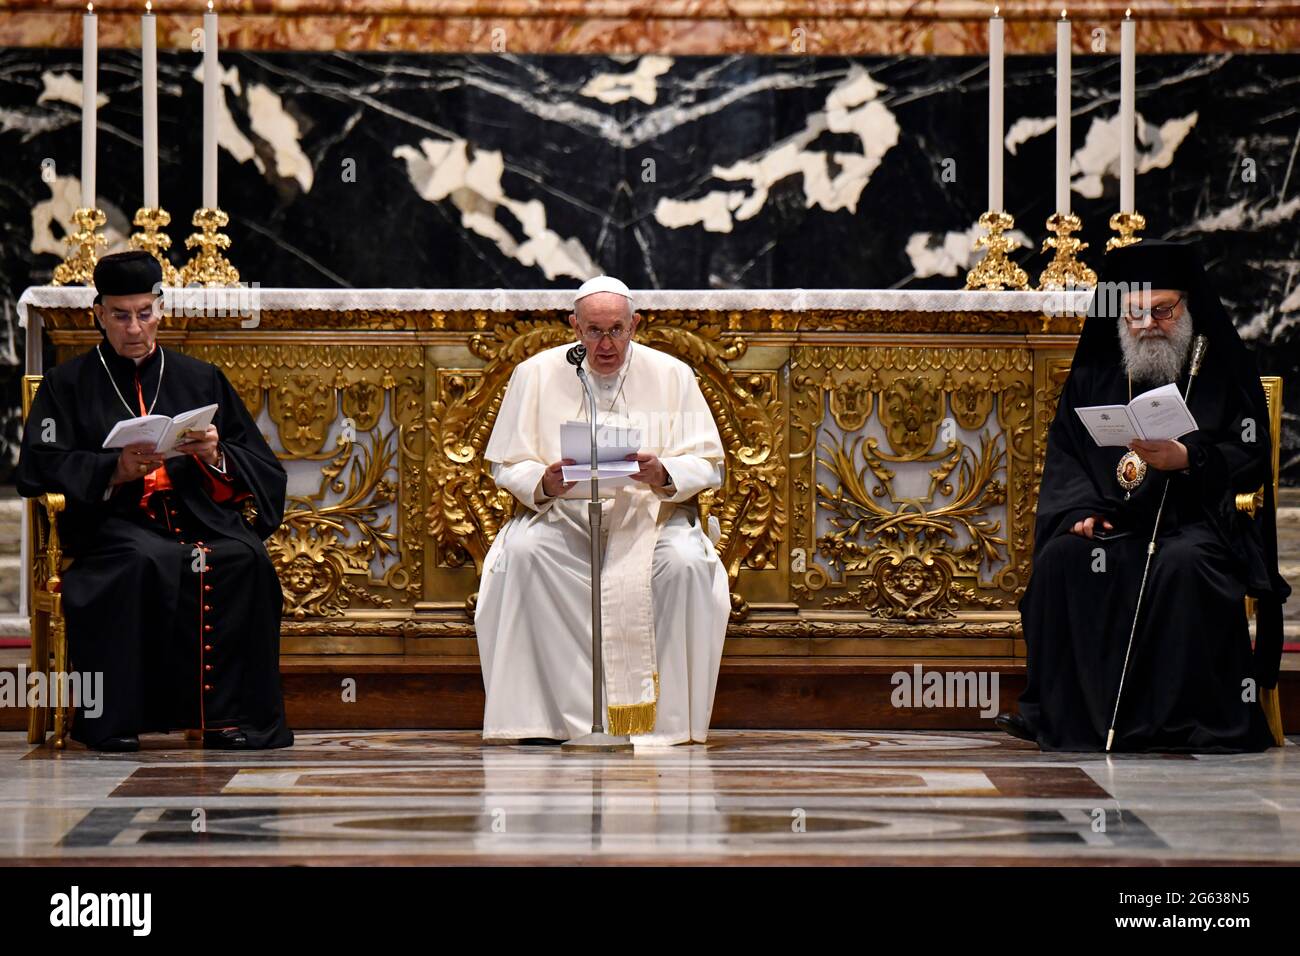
[394,137,600,282]
[1070,111,1197,200]
[580,56,673,105]
[28,176,130,259]
[655,66,900,233]
[905,222,1034,279]
[1005,115,1057,155]
[189,63,314,194]
[37,70,108,111]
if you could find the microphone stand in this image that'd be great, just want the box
[562,344,633,753]
[1105,334,1208,752]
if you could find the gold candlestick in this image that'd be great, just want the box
[1106,209,1146,251]
[128,206,180,285]
[965,210,1029,290]
[178,206,240,286]
[51,206,108,286]
[1037,212,1096,290]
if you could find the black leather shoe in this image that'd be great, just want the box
[994,711,1036,742]
[203,728,250,750]
[90,735,140,753]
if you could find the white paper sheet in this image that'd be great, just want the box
[1074,383,1197,447]
[101,403,219,458]
[559,419,642,482]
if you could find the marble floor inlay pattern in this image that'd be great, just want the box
[2,730,1297,865]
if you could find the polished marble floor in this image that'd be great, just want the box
[2,730,1298,865]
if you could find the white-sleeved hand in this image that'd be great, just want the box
[626,451,671,488]
[542,458,578,498]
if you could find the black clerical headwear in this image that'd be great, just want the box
[1099,240,1202,296]
[92,250,162,306]
[1080,240,1239,369]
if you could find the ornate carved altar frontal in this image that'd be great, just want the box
[19,287,1090,661]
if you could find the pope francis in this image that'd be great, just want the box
[474,276,731,746]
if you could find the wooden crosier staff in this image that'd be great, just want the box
[1105,333,1208,752]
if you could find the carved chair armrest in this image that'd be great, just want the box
[1235,488,1264,518]
[36,493,66,594]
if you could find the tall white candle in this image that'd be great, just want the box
[202,2,219,209]
[988,7,1004,212]
[142,2,158,208]
[81,3,97,209]
[1055,11,1071,215]
[1119,9,1136,211]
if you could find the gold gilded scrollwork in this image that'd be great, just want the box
[426,323,574,574]
[791,345,1032,620]
[950,377,995,431]
[881,376,944,458]
[638,323,785,603]
[828,375,873,431]
[186,344,425,618]
[342,379,386,433]
[425,319,786,619]
[268,428,400,619]
[270,373,336,457]
[32,302,1074,648]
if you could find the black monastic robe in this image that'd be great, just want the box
[1017,254,1287,752]
[17,341,293,748]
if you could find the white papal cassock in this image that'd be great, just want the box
[474,340,730,746]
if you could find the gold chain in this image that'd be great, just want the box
[97,343,165,417]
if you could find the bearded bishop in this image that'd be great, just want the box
[999,241,1288,752]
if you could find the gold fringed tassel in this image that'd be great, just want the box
[607,700,657,737]
[606,672,659,736]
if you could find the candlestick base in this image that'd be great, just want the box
[128,206,180,285]
[52,207,108,286]
[1036,212,1097,290]
[1105,210,1146,251]
[178,207,240,286]
[964,210,1029,291]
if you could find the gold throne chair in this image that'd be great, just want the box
[1241,376,1286,746]
[20,374,72,749]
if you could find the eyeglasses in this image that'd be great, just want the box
[106,298,162,323]
[578,325,630,344]
[1125,296,1184,324]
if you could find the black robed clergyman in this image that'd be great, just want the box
[998,240,1289,752]
[17,251,292,752]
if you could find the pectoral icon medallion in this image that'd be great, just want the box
[1117,450,1147,499]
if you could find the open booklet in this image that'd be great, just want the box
[1074,383,1198,447]
[101,404,220,459]
[559,420,642,482]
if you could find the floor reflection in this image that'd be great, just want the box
[2,730,1295,864]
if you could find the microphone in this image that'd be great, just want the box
[567,344,587,368]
